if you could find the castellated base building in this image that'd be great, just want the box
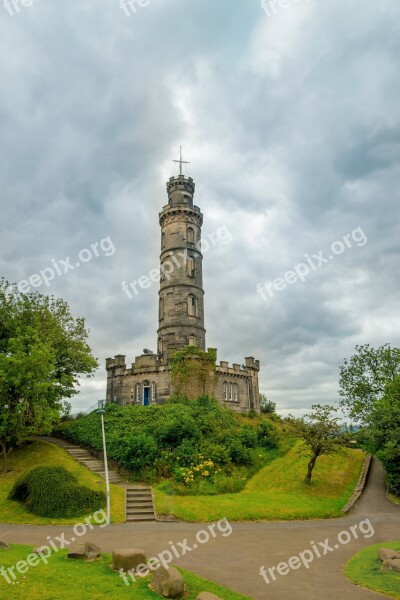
[106,171,260,413]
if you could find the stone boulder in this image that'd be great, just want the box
[381,559,400,573]
[152,565,185,598]
[67,544,87,559]
[378,548,400,562]
[85,542,101,559]
[112,548,146,572]
[197,593,223,600]
[0,541,9,550]
[67,542,102,560]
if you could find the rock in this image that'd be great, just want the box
[197,593,223,600]
[381,559,400,573]
[378,548,400,561]
[85,542,101,559]
[152,566,185,598]
[67,544,87,559]
[112,549,146,572]
[0,541,9,550]
[67,542,101,560]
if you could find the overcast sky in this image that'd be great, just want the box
[1,0,399,416]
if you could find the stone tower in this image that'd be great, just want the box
[106,152,260,412]
[158,175,206,363]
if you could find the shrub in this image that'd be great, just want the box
[257,420,279,449]
[157,416,200,449]
[240,426,259,448]
[8,466,105,518]
[227,440,253,466]
[9,466,75,501]
[200,442,231,466]
[175,440,199,467]
[109,433,158,474]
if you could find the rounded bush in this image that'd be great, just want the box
[8,465,105,518]
[9,466,76,501]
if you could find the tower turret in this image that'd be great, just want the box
[157,159,206,363]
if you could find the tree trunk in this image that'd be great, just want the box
[306,454,317,484]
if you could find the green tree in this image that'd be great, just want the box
[358,376,400,495]
[339,344,400,423]
[292,404,346,484]
[259,393,276,414]
[0,280,98,472]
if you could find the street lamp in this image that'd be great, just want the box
[97,400,111,525]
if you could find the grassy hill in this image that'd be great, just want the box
[155,442,365,521]
[0,440,125,525]
[54,398,365,522]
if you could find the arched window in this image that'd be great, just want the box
[229,383,233,402]
[187,227,195,244]
[159,298,164,320]
[162,232,165,248]
[223,382,228,402]
[233,383,238,402]
[187,295,197,316]
[135,383,141,403]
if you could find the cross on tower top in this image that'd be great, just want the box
[173,146,190,176]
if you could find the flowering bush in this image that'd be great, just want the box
[175,458,220,485]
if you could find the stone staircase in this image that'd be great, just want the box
[125,486,156,522]
[37,437,156,522]
[62,444,125,485]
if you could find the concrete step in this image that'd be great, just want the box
[125,485,155,521]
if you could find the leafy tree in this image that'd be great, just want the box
[358,376,400,495]
[292,404,346,484]
[339,344,400,423]
[0,280,98,472]
[259,393,276,414]
[170,346,217,399]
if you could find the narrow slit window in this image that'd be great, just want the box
[188,295,197,316]
[187,227,195,244]
[187,257,195,277]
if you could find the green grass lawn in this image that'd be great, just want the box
[155,443,365,521]
[0,545,252,600]
[0,440,125,524]
[388,494,400,506]
[345,541,400,600]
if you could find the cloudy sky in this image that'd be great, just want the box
[1,0,399,416]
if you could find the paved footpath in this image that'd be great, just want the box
[0,458,399,600]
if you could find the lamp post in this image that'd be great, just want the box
[97,400,110,525]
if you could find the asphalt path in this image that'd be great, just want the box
[0,458,399,599]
